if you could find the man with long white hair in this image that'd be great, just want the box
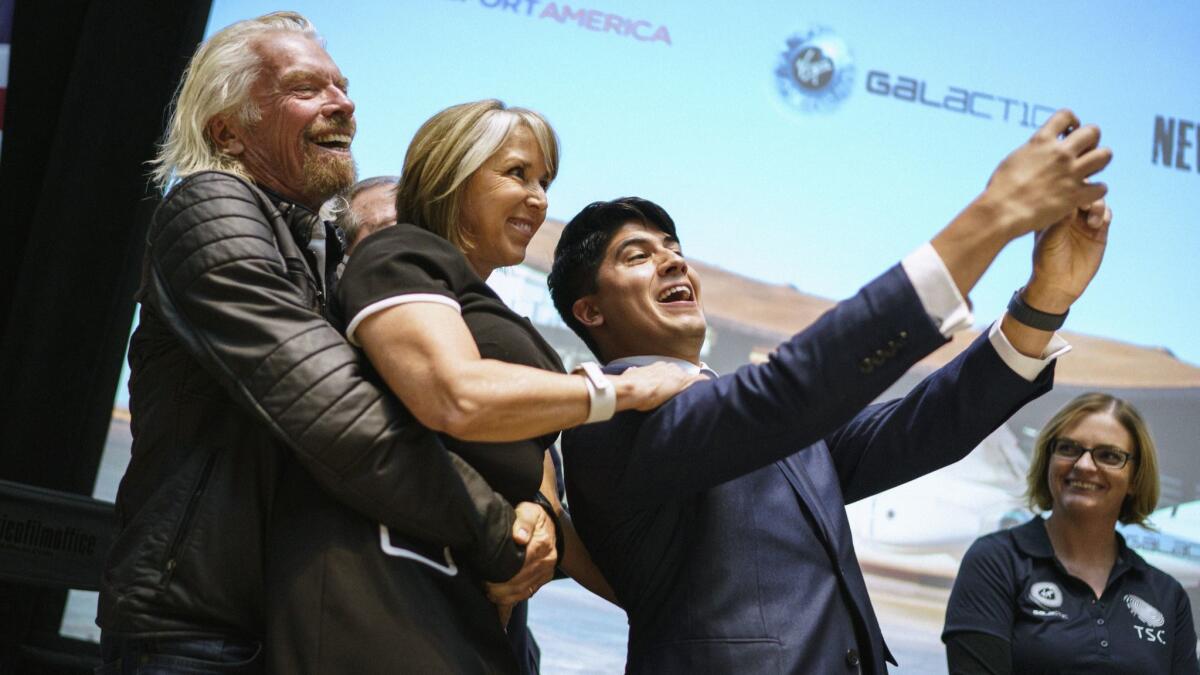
[97,13,548,672]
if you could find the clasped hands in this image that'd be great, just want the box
[986,108,1114,313]
[487,500,558,628]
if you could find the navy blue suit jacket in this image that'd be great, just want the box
[562,265,1054,674]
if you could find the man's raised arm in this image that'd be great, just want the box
[828,172,1112,502]
[568,109,1112,512]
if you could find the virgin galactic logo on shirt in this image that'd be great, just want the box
[1028,581,1068,619]
[1029,581,1062,608]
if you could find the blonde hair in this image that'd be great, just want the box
[1026,392,1161,526]
[149,12,319,190]
[395,99,559,251]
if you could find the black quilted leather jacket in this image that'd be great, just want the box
[98,171,522,638]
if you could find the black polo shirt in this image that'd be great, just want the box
[337,223,563,504]
[943,516,1199,674]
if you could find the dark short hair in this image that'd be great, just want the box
[548,197,678,358]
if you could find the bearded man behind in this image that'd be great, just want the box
[97,12,530,673]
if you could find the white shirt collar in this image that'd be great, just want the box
[608,355,717,378]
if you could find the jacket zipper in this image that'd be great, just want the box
[159,449,219,591]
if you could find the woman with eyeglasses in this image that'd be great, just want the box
[942,392,1199,674]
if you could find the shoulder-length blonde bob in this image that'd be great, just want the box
[150,12,319,191]
[1026,392,1161,526]
[395,99,559,251]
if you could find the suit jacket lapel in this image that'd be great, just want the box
[775,454,840,556]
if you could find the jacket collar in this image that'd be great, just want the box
[258,186,320,245]
[608,355,716,379]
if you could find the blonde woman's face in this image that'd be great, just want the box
[1046,412,1136,523]
[459,125,549,279]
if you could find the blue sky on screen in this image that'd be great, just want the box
[208,0,1200,365]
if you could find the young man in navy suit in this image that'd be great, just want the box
[545,110,1113,673]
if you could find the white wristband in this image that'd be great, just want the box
[573,361,616,424]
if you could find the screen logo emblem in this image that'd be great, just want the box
[775,27,855,113]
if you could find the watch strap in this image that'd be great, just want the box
[1007,288,1068,331]
[573,361,616,424]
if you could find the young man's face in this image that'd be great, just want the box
[577,222,707,363]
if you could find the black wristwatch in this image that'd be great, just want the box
[1007,288,1068,331]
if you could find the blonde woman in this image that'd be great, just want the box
[943,393,1198,674]
[266,100,700,674]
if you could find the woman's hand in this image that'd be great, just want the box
[486,501,558,614]
[612,362,707,412]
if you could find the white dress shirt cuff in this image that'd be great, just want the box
[901,243,973,337]
[987,320,1072,382]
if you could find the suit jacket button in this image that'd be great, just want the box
[845,648,861,667]
[883,340,898,357]
[858,358,874,374]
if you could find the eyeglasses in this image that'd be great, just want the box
[1051,438,1134,470]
